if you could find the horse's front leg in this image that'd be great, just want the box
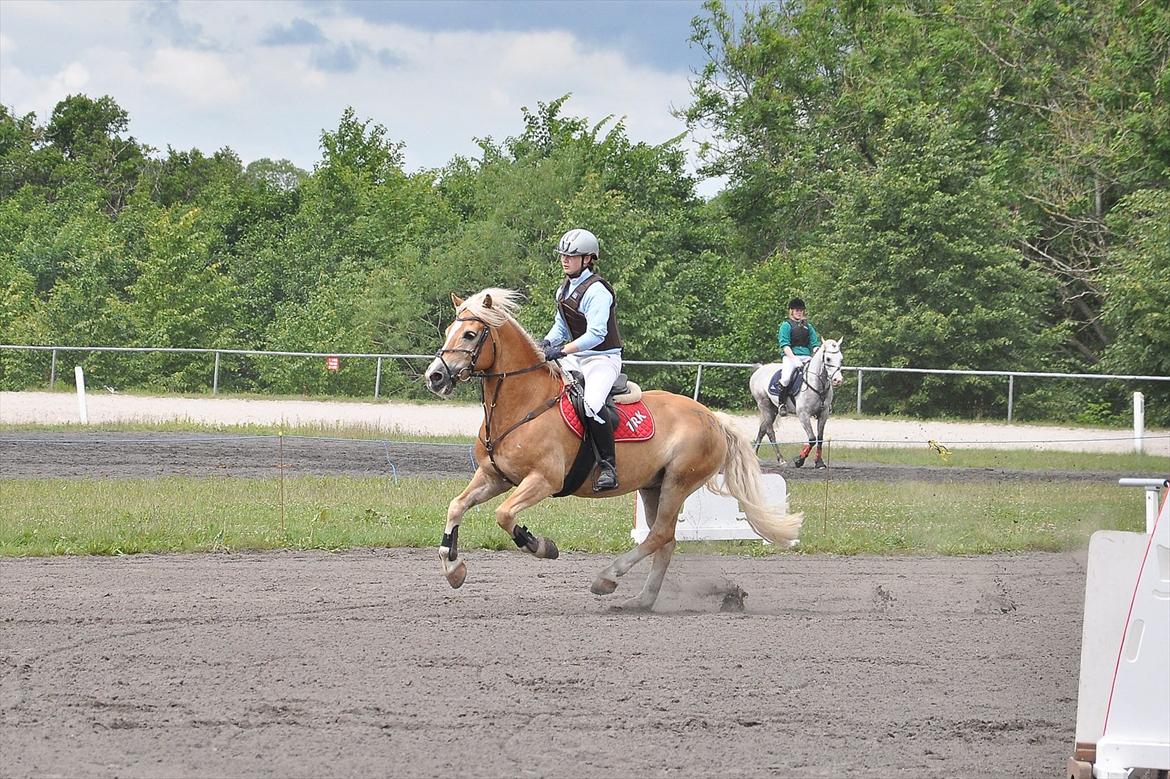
[441,467,510,588]
[813,413,829,469]
[793,409,816,468]
[495,473,560,560]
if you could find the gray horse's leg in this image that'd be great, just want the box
[792,404,817,468]
[753,399,785,464]
[813,409,829,468]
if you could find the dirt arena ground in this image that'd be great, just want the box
[1,547,1085,778]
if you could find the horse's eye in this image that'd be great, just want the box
[463,331,476,339]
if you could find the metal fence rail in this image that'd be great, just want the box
[3,343,1168,421]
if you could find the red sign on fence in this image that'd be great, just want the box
[325,356,340,372]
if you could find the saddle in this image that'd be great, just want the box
[554,371,654,497]
[767,367,804,403]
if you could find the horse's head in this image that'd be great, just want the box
[821,339,845,387]
[425,288,533,397]
[425,292,498,396]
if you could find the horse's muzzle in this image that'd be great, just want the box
[425,358,456,397]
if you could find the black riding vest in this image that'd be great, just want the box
[788,319,811,348]
[557,274,623,352]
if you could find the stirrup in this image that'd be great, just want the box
[593,464,618,492]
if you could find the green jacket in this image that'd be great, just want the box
[777,318,821,357]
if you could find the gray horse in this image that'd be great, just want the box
[748,339,844,467]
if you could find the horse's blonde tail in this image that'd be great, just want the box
[708,412,803,547]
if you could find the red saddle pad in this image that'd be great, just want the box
[558,392,655,442]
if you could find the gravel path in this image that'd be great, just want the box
[3,391,1165,454]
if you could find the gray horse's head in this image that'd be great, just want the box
[821,339,844,387]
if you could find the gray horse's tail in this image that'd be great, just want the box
[708,413,803,546]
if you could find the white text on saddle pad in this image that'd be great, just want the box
[626,411,648,433]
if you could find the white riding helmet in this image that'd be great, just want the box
[556,228,600,259]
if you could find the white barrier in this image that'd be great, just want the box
[74,366,87,424]
[1133,392,1144,454]
[1068,480,1170,779]
[632,473,787,543]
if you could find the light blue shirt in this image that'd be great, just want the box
[544,268,621,356]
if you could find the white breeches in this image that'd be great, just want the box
[561,352,621,422]
[780,354,812,386]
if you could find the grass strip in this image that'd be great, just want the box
[0,476,1145,558]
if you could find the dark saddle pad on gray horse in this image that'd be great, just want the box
[767,367,803,402]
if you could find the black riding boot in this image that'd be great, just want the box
[588,415,619,492]
[777,383,789,415]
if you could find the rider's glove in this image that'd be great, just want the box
[543,344,566,362]
[538,339,551,351]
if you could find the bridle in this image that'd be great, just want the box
[433,314,495,383]
[434,313,564,486]
[801,345,842,403]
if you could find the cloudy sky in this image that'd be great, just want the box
[0,0,723,193]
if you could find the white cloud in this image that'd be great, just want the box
[0,0,721,194]
[144,48,243,105]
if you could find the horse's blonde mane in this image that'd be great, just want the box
[458,288,562,377]
[459,288,525,327]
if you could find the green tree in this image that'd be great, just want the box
[804,108,1056,416]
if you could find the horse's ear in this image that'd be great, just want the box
[483,293,494,309]
[836,337,843,347]
[451,293,463,309]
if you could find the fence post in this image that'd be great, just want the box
[1134,392,1145,454]
[212,351,220,394]
[50,349,58,389]
[856,369,863,415]
[374,357,383,399]
[693,364,703,401]
[1007,374,1015,422]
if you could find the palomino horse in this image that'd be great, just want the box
[424,288,803,610]
[748,339,844,468]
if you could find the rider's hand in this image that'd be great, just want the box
[543,343,566,362]
[538,339,551,351]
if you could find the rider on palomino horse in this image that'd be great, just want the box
[770,297,822,405]
[540,228,622,492]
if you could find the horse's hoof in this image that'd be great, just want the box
[814,459,826,469]
[590,576,618,596]
[613,596,652,612]
[536,537,559,560]
[793,458,805,468]
[443,558,467,589]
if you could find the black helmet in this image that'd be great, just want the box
[788,297,806,310]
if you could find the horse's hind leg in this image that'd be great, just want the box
[765,418,785,464]
[753,401,784,463]
[592,484,684,598]
[616,487,677,611]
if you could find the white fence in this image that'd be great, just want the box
[2,343,1168,422]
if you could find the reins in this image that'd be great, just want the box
[436,314,563,486]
